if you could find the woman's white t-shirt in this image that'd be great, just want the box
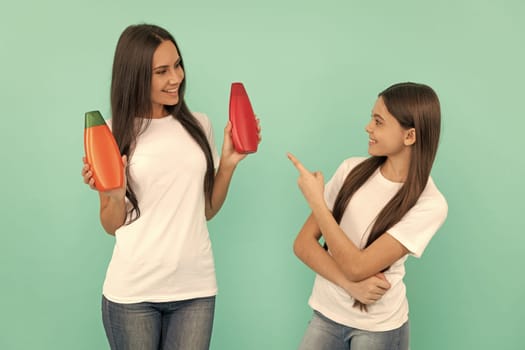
[103,113,219,304]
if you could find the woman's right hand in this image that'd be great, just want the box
[81,156,128,200]
[81,157,97,190]
[342,273,391,305]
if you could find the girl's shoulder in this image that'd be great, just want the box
[416,177,448,218]
[326,157,368,185]
[338,156,368,174]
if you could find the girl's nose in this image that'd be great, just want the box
[365,121,373,133]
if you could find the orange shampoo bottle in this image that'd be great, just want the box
[84,111,124,191]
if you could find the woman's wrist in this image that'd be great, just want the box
[217,160,237,175]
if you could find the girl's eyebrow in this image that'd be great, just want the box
[372,113,385,121]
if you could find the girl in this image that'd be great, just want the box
[81,24,260,350]
[288,82,447,350]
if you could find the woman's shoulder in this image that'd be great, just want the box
[192,112,211,125]
[191,112,214,137]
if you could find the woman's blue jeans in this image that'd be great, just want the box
[102,295,215,350]
[298,310,410,350]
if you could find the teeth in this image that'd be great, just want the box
[166,89,178,93]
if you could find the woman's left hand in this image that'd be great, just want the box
[220,118,261,169]
[287,152,326,209]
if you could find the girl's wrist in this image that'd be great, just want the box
[311,199,329,216]
[340,278,355,296]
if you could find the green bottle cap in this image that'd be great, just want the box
[85,110,106,128]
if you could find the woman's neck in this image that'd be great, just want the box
[151,104,168,119]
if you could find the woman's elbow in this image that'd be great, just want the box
[101,223,117,236]
[99,215,121,236]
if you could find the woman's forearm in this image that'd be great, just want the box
[205,163,236,220]
[99,193,126,235]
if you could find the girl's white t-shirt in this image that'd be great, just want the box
[103,113,219,303]
[308,157,448,331]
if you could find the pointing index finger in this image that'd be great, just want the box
[287,152,308,173]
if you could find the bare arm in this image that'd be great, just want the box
[82,156,127,235]
[98,192,126,235]
[205,120,261,220]
[288,153,409,281]
[205,162,236,220]
[294,213,391,304]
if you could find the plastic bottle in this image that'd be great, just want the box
[229,82,258,154]
[84,111,124,191]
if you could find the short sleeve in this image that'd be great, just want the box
[194,112,220,168]
[387,188,448,258]
[324,158,366,210]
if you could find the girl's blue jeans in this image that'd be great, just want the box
[298,310,409,350]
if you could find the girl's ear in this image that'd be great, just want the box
[404,128,416,146]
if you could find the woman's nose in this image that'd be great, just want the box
[175,67,184,80]
[169,68,183,83]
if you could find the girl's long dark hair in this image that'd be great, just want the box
[331,82,441,311]
[110,24,215,222]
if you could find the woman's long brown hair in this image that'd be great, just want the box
[110,24,215,222]
[331,82,441,311]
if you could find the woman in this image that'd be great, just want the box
[81,24,260,349]
[288,82,447,350]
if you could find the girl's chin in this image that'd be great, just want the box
[367,148,383,157]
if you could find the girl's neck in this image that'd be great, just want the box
[381,154,411,183]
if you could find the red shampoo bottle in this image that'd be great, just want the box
[229,82,258,154]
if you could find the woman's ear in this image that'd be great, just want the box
[404,128,416,146]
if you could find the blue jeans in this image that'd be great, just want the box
[298,310,410,350]
[102,295,215,350]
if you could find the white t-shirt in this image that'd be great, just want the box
[103,113,219,304]
[308,157,448,331]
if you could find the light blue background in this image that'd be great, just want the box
[1,1,524,349]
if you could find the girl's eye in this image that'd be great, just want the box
[374,118,382,126]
